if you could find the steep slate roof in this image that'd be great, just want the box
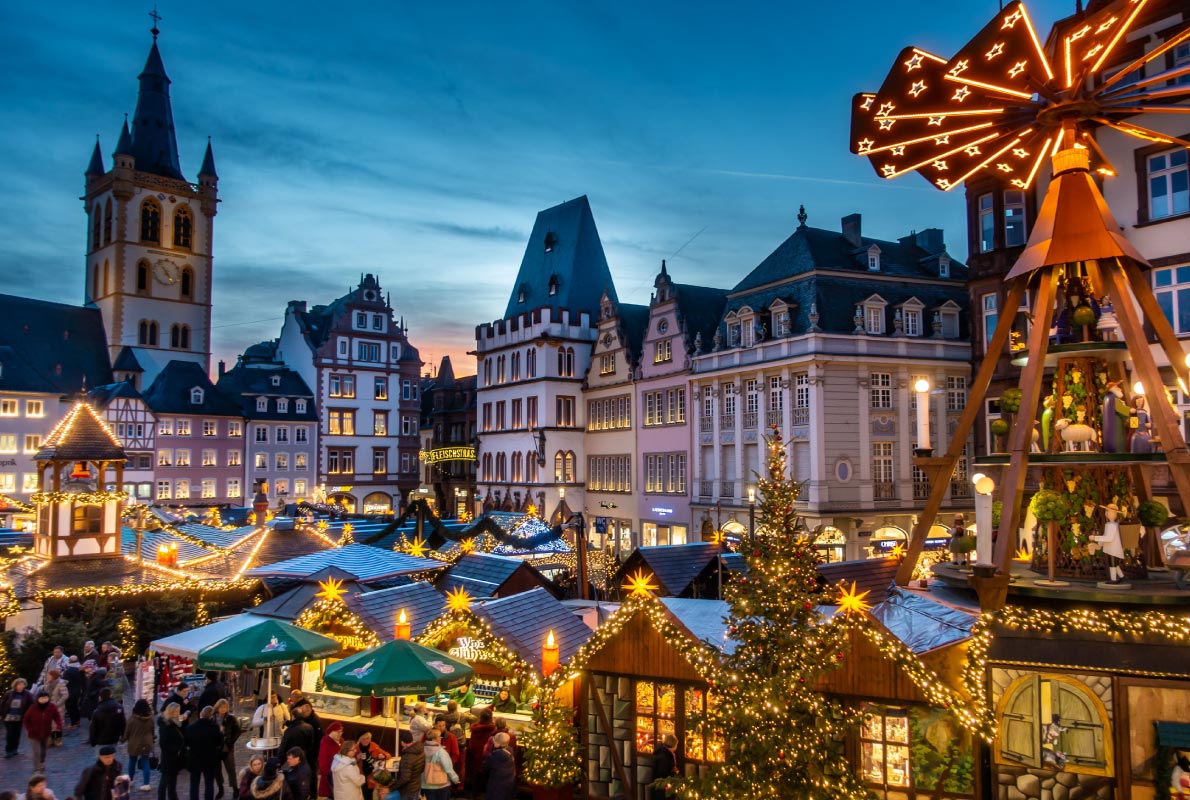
[436,553,547,599]
[718,219,968,338]
[674,283,729,351]
[88,381,143,409]
[244,544,440,582]
[0,295,112,395]
[251,568,365,620]
[111,348,144,373]
[142,361,241,416]
[345,581,446,640]
[34,402,125,462]
[473,588,592,667]
[660,598,738,656]
[216,363,318,421]
[503,196,616,319]
[816,558,900,604]
[614,543,723,597]
[121,525,211,563]
[615,303,650,365]
[128,39,185,180]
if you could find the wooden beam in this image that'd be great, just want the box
[994,268,1059,572]
[895,280,1027,585]
[591,682,632,797]
[1097,260,1190,513]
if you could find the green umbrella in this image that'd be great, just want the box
[321,639,473,696]
[196,619,341,670]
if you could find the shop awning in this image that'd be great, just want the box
[149,613,270,659]
[1157,722,1190,748]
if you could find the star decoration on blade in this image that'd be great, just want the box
[404,535,428,558]
[622,569,660,598]
[850,0,1190,191]
[445,586,473,612]
[837,581,873,616]
[315,577,347,603]
[459,538,476,554]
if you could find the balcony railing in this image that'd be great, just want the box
[874,482,897,501]
[913,481,931,501]
[791,407,809,425]
[742,412,758,429]
[700,417,714,432]
[950,482,973,499]
[698,480,714,499]
[721,414,736,430]
[720,480,736,498]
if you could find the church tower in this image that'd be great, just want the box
[83,22,218,388]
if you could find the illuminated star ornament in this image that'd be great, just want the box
[622,569,660,598]
[445,586,473,612]
[850,0,1190,191]
[837,582,873,616]
[405,536,428,558]
[459,538,476,554]
[315,577,347,603]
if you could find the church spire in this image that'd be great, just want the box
[199,137,217,179]
[86,136,105,176]
[128,28,184,180]
[114,115,132,156]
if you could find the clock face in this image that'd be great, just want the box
[154,259,180,285]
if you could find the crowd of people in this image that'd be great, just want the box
[1,651,522,800]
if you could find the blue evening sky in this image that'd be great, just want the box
[0,1,1076,374]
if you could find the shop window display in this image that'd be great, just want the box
[861,703,911,789]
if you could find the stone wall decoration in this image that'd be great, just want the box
[835,459,854,483]
[872,415,897,436]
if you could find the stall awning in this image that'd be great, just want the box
[1157,722,1190,748]
[150,613,270,659]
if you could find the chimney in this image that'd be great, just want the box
[914,228,945,254]
[218,360,226,377]
[841,214,863,248]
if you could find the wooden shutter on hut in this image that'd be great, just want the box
[1053,681,1106,768]
[1001,675,1041,767]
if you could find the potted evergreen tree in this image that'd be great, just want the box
[521,698,580,800]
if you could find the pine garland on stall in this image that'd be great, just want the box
[671,427,868,800]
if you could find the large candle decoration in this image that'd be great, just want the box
[395,608,411,640]
[914,379,931,452]
[542,630,559,677]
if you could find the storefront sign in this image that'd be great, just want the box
[328,485,354,493]
[650,506,674,517]
[872,536,949,553]
[419,447,477,464]
[448,636,490,662]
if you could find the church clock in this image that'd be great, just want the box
[154,258,181,285]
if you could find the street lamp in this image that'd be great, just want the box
[747,485,757,543]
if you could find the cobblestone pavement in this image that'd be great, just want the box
[1,703,260,800]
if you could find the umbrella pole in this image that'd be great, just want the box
[265,668,273,740]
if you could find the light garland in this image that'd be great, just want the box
[0,494,35,514]
[32,490,128,506]
[417,608,538,683]
[118,610,138,657]
[34,578,257,602]
[295,598,381,649]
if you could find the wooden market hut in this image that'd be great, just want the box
[611,543,731,598]
[435,552,559,599]
[576,591,985,800]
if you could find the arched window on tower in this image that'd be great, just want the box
[103,198,113,245]
[526,451,538,482]
[174,207,193,249]
[171,324,190,350]
[139,321,159,346]
[136,260,150,294]
[526,347,536,378]
[91,204,102,250]
[180,267,194,299]
[511,451,523,482]
[140,199,161,243]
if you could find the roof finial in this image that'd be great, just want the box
[797,205,808,227]
[149,5,162,41]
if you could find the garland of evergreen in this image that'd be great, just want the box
[359,500,566,551]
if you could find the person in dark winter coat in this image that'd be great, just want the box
[1,678,34,757]
[464,708,496,794]
[197,673,226,715]
[157,703,187,800]
[281,747,312,800]
[121,699,155,790]
[650,734,678,800]
[162,684,194,725]
[391,738,423,800]
[238,755,266,800]
[80,665,107,720]
[253,758,290,800]
[88,688,126,747]
[74,745,122,800]
[281,700,321,799]
[63,657,84,727]
[482,733,516,800]
[22,691,62,773]
[214,698,243,796]
[186,706,225,800]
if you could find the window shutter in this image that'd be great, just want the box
[1054,682,1105,768]
[1001,675,1041,767]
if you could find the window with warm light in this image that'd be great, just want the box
[23,435,41,453]
[869,373,893,409]
[0,400,15,417]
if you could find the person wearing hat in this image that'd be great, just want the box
[22,690,62,773]
[251,758,288,800]
[74,744,123,800]
[317,721,344,798]
[1090,503,1127,584]
[1,677,34,757]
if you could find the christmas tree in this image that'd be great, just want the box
[672,427,868,800]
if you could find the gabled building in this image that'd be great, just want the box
[276,275,423,513]
[217,341,318,505]
[88,377,156,501]
[419,356,478,518]
[82,29,218,388]
[0,295,112,510]
[142,360,244,505]
[690,208,973,560]
[475,196,615,523]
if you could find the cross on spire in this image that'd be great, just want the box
[149,5,162,40]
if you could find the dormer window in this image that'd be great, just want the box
[190,387,204,405]
[544,231,558,253]
[270,375,282,387]
[277,399,289,413]
[860,294,888,335]
[938,255,951,278]
[867,245,882,271]
[256,397,268,412]
[898,298,925,337]
[296,399,307,414]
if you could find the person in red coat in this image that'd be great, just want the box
[316,721,343,798]
[22,691,63,773]
[464,708,496,794]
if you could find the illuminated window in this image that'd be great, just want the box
[860,704,911,790]
[227,479,241,498]
[175,449,190,467]
[23,435,41,453]
[21,474,37,492]
[600,353,616,375]
[294,479,307,496]
[0,435,14,453]
[157,480,171,500]
[0,400,14,417]
[526,348,537,378]
[295,453,307,470]
[328,410,355,436]
[374,377,388,400]
[978,193,995,252]
[71,506,103,535]
[140,200,161,243]
[1148,148,1189,220]
[227,450,241,467]
[228,421,242,438]
[276,453,288,471]
[201,479,216,499]
[0,474,13,492]
[175,479,190,499]
[869,373,893,410]
[157,449,172,468]
[202,449,216,467]
[176,419,191,436]
[373,411,387,436]
[654,339,672,363]
[26,400,43,417]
